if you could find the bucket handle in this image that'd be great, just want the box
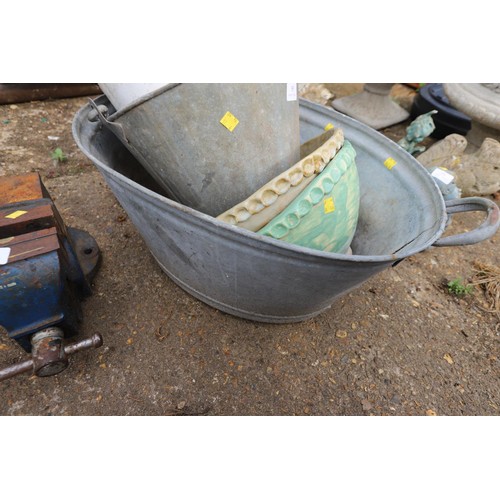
[432,197,499,247]
[87,99,129,144]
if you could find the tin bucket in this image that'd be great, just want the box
[89,83,300,216]
[73,96,499,323]
[98,83,167,111]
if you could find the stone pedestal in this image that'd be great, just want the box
[443,83,500,151]
[331,83,409,130]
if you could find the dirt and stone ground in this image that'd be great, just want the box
[0,85,498,416]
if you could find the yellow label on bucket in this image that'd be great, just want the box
[384,157,397,170]
[220,111,239,132]
[324,123,334,131]
[5,210,27,219]
[324,197,335,214]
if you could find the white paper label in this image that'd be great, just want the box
[431,168,454,185]
[286,83,297,101]
[0,247,11,265]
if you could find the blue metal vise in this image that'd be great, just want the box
[0,173,102,381]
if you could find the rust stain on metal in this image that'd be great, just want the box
[0,173,49,205]
[32,329,68,377]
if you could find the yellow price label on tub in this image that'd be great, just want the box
[324,123,334,131]
[323,197,335,214]
[384,157,397,170]
[220,111,239,132]
[5,210,27,219]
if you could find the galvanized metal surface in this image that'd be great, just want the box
[299,100,499,251]
[72,97,499,323]
[98,83,166,111]
[90,83,301,216]
[433,197,499,246]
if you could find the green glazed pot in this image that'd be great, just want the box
[258,141,359,253]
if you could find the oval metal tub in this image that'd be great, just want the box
[73,97,499,323]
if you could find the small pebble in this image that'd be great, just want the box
[361,399,372,411]
[443,353,454,364]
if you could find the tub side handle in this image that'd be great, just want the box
[433,197,500,247]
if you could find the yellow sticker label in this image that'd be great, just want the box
[324,123,334,131]
[5,210,27,219]
[220,111,239,132]
[324,197,335,214]
[384,157,397,170]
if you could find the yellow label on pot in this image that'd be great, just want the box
[323,197,335,214]
[324,123,334,131]
[220,111,239,132]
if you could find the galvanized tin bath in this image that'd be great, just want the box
[73,96,499,323]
